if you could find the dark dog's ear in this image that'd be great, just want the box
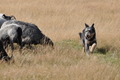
[91,23,95,29]
[85,23,89,27]
[91,23,95,32]
[91,23,94,27]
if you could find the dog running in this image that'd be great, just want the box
[79,23,97,55]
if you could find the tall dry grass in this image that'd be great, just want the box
[0,45,120,80]
[0,0,120,80]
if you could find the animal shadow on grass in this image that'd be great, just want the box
[95,47,109,54]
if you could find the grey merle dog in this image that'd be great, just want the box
[79,23,97,55]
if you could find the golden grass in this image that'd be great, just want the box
[0,0,120,80]
[0,46,120,80]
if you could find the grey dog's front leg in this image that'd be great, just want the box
[85,43,90,55]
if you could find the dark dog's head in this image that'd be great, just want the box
[84,23,96,40]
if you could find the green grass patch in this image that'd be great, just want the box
[56,40,120,67]
[56,39,82,50]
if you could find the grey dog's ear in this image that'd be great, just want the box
[85,23,89,27]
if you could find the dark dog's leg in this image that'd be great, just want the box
[79,33,85,53]
[90,43,97,53]
[82,45,85,53]
[85,43,90,55]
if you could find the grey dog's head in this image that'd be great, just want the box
[84,23,95,40]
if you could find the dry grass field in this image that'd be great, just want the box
[0,0,120,80]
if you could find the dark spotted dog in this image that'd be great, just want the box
[79,23,97,55]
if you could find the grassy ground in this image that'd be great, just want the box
[0,0,120,80]
[0,41,120,80]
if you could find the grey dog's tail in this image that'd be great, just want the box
[79,32,82,39]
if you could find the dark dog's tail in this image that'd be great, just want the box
[79,32,82,39]
[17,27,22,49]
